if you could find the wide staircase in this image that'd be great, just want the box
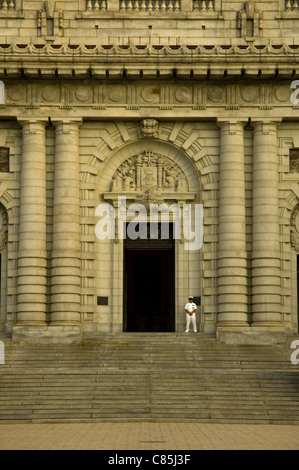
[0,333,299,424]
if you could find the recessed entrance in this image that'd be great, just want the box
[124,224,175,332]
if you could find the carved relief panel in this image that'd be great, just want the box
[110,150,188,194]
[103,149,196,213]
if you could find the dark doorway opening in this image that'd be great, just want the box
[124,223,175,332]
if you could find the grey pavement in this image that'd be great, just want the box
[0,422,299,450]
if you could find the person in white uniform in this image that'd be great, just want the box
[185,296,197,333]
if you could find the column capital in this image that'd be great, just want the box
[216,120,247,134]
[17,118,48,124]
[52,118,82,127]
[17,119,47,133]
[251,120,282,134]
[52,119,82,136]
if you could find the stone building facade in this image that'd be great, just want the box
[0,0,298,343]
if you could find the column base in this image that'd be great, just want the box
[216,324,286,345]
[12,325,82,344]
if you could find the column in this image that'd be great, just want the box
[251,121,282,326]
[50,120,81,325]
[217,121,248,326]
[17,120,47,325]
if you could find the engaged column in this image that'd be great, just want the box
[251,121,282,328]
[217,121,248,327]
[16,120,47,326]
[51,120,81,326]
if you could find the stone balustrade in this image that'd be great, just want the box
[193,0,214,11]
[0,0,293,15]
[86,0,107,11]
[119,0,181,12]
[86,0,217,12]
[0,0,15,10]
[85,0,218,12]
[285,0,299,10]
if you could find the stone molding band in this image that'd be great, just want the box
[0,43,298,56]
[0,43,299,79]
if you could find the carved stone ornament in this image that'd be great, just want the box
[103,149,196,211]
[0,205,8,251]
[236,10,243,30]
[111,150,188,193]
[290,203,299,251]
[139,118,159,138]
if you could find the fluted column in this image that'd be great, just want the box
[50,120,81,325]
[17,120,47,325]
[217,121,248,326]
[251,121,282,326]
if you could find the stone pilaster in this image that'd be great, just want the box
[251,121,282,327]
[217,121,248,327]
[16,120,47,326]
[50,120,82,326]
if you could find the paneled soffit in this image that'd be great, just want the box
[0,43,299,78]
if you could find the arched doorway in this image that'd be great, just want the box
[96,140,202,333]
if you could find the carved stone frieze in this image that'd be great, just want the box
[3,81,294,109]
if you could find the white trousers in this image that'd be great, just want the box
[185,313,197,332]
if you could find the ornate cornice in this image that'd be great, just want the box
[1,43,299,78]
[0,43,299,57]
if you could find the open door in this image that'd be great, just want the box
[124,223,175,332]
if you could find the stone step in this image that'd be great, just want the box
[0,333,298,423]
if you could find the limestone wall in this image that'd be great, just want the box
[0,112,299,338]
[0,0,298,46]
[0,0,299,342]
